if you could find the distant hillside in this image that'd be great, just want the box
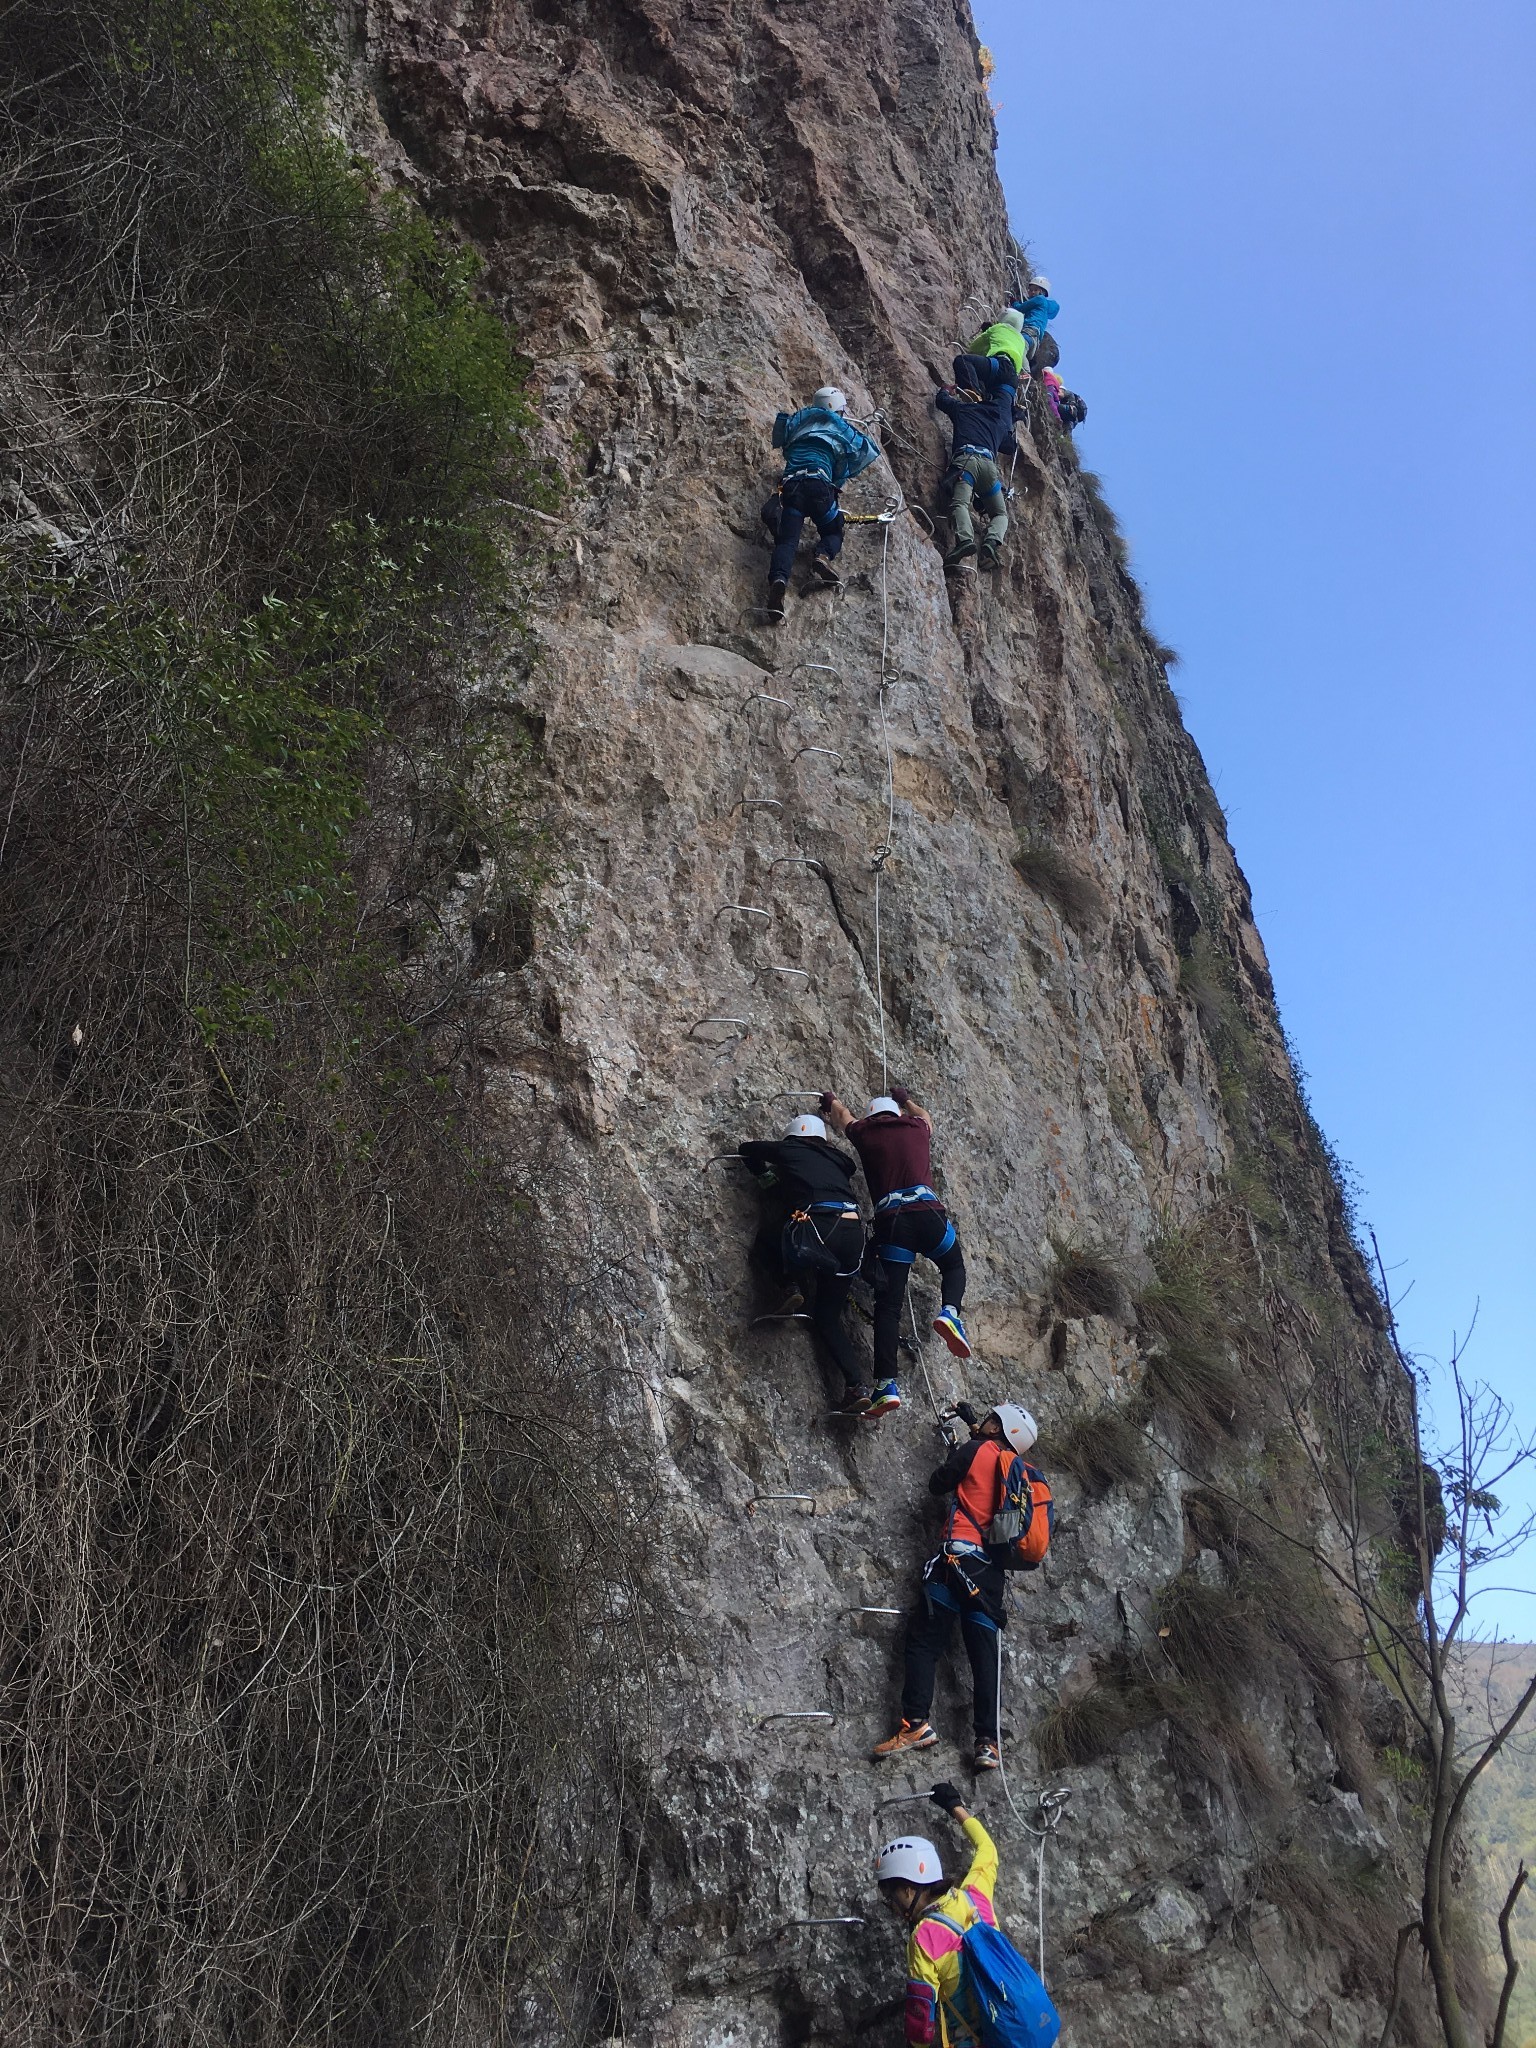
[1455,1642,1536,2045]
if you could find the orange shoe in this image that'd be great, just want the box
[872,1718,939,1760]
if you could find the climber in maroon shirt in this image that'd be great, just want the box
[820,1086,970,1417]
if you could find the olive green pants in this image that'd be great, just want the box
[949,453,1008,550]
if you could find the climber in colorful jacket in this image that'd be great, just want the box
[875,1785,1000,2048]
[935,384,1020,573]
[872,1403,1038,1771]
[761,386,880,618]
[951,306,1028,400]
[820,1086,969,1420]
[737,1113,873,1415]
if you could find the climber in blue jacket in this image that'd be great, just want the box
[1010,278,1060,362]
[762,386,880,617]
[935,384,1021,574]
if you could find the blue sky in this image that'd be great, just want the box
[973,0,1535,1635]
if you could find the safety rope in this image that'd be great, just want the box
[989,1637,1070,1985]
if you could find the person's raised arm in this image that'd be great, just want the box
[820,1089,854,1135]
[891,1084,932,1131]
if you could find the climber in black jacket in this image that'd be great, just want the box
[738,1113,874,1414]
[935,384,1021,574]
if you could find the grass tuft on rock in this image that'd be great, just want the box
[1046,1240,1130,1321]
[1043,1407,1149,1496]
[1013,834,1107,927]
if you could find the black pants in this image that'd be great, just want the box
[755,1212,865,1391]
[870,1204,966,1380]
[900,1556,1005,1740]
[800,1213,865,1390]
[762,474,844,584]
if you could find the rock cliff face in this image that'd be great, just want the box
[357,3,1426,2042]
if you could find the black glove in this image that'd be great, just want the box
[954,1401,978,1427]
[930,1781,964,1813]
[818,1090,835,1115]
[891,1085,911,1108]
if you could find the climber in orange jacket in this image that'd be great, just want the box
[872,1403,1038,1771]
[875,1785,999,2048]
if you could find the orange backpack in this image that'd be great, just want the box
[985,1457,1054,1572]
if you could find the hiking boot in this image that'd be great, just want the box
[810,555,841,586]
[772,1289,805,1317]
[866,1378,902,1418]
[932,1307,972,1359]
[872,1718,938,1760]
[944,540,978,571]
[766,578,788,616]
[978,542,1002,570]
[973,1737,1001,1772]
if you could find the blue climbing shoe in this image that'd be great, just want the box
[933,1307,972,1360]
[865,1379,902,1418]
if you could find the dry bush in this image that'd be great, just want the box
[0,4,648,2040]
[1143,1337,1249,1451]
[1136,1216,1256,1452]
[1012,834,1107,927]
[1033,1683,1143,1770]
[1042,1407,1149,1496]
[1154,1570,1265,1703]
[1045,1240,1130,1321]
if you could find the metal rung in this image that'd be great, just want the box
[748,1494,816,1513]
[854,1606,903,1616]
[778,662,844,688]
[735,795,783,813]
[753,1312,813,1325]
[758,1711,835,1727]
[793,745,843,768]
[688,1017,751,1040]
[778,1917,866,1932]
[704,1150,746,1173]
[714,903,772,921]
[744,693,794,713]
[769,855,826,878]
[763,963,810,982]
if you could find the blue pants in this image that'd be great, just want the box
[762,473,844,584]
[953,352,1018,399]
[870,1203,966,1379]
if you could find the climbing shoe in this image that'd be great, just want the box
[766,578,788,617]
[772,1288,805,1317]
[839,1383,874,1415]
[932,1307,972,1359]
[810,556,841,586]
[944,540,978,570]
[973,1738,1001,1772]
[866,1379,902,1418]
[873,1719,939,1760]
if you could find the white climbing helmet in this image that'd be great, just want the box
[874,1836,943,1886]
[784,1113,827,1140]
[812,385,848,414]
[864,1095,901,1118]
[1029,274,1051,296]
[989,1403,1039,1455]
[1002,307,1027,332]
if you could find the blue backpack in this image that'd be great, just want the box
[922,1911,1061,2048]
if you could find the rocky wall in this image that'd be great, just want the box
[357,3,1424,2041]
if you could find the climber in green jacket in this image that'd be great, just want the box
[952,309,1028,401]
